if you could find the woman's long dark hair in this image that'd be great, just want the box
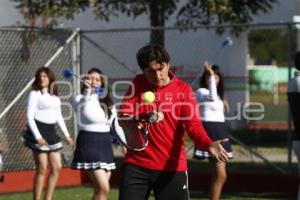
[32,67,59,96]
[81,68,113,119]
[199,64,225,100]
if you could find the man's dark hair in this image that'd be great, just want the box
[136,44,170,70]
[295,51,300,71]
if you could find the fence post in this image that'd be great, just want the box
[287,23,293,169]
[72,28,81,139]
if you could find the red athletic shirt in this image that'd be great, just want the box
[118,72,212,171]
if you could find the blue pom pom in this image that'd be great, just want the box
[221,37,233,48]
[111,135,119,144]
[63,68,74,80]
[95,87,105,96]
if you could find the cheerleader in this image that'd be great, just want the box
[24,67,73,200]
[194,61,233,200]
[71,68,116,200]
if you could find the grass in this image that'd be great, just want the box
[232,144,287,154]
[0,159,296,200]
[249,92,287,105]
[188,159,297,174]
[248,104,288,123]
[0,187,294,200]
[248,91,288,123]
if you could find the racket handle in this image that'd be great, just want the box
[148,112,164,123]
[149,113,159,122]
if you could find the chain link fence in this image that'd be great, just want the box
[81,24,298,173]
[244,24,297,170]
[0,23,298,174]
[0,27,79,171]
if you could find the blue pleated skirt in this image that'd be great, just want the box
[23,120,62,152]
[194,121,234,159]
[71,130,116,171]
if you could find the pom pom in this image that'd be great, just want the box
[222,37,233,48]
[111,135,119,144]
[95,87,105,96]
[63,68,74,80]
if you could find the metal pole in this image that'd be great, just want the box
[72,29,81,139]
[297,0,300,51]
[287,24,293,169]
[79,31,83,76]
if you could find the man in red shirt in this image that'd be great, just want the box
[118,44,228,200]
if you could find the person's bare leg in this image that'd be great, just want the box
[33,152,48,200]
[86,169,111,200]
[86,171,98,196]
[44,152,62,200]
[209,160,227,200]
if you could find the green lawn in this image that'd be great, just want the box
[248,104,288,123]
[249,92,287,105]
[0,187,294,200]
[248,91,288,123]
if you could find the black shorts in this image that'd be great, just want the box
[118,163,190,200]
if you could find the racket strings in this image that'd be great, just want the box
[113,118,149,151]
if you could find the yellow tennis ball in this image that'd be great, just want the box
[142,91,155,103]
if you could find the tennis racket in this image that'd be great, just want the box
[111,116,150,152]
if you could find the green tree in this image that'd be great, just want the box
[249,29,297,66]
[12,0,278,46]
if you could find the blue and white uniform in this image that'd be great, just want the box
[24,88,70,152]
[194,76,233,159]
[71,88,116,171]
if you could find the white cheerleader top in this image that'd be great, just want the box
[195,76,225,122]
[73,88,117,132]
[27,88,70,140]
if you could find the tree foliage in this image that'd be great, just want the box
[176,0,278,26]
[12,0,278,45]
[249,29,297,66]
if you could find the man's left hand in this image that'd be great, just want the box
[208,138,229,162]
